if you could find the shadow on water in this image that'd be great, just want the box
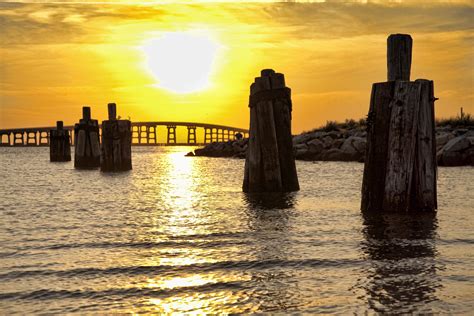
[242,192,300,312]
[359,211,442,313]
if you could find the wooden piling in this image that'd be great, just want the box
[361,34,437,212]
[243,69,299,193]
[100,103,132,172]
[387,34,412,81]
[49,121,71,162]
[74,106,100,169]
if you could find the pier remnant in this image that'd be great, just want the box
[100,103,132,172]
[243,69,299,193]
[361,34,437,212]
[49,121,71,162]
[74,106,100,169]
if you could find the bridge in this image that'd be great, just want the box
[0,121,249,147]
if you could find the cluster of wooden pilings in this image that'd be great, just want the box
[243,34,437,213]
[49,104,132,172]
[361,34,437,212]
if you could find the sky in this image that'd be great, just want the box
[0,0,473,132]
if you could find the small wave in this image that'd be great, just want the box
[0,280,247,301]
[0,258,362,281]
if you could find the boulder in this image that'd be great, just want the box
[332,139,345,149]
[340,136,366,159]
[307,138,324,154]
[327,131,340,139]
[294,143,309,157]
[438,134,473,166]
[292,133,312,145]
[436,133,455,149]
[322,136,334,148]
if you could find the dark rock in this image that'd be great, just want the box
[307,138,324,154]
[438,134,473,166]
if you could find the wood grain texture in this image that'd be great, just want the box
[100,119,132,172]
[411,79,437,211]
[361,82,394,212]
[49,123,71,162]
[74,109,100,169]
[244,70,298,192]
[383,81,421,212]
[270,72,299,192]
[387,34,412,81]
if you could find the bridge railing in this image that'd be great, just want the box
[0,122,249,147]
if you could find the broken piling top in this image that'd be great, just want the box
[250,69,290,107]
[387,34,412,81]
[82,106,91,120]
[108,103,117,120]
[56,121,63,130]
[243,69,299,193]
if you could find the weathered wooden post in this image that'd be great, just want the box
[100,103,132,172]
[361,34,437,212]
[49,121,71,162]
[243,69,299,193]
[74,106,100,169]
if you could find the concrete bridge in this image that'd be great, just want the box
[0,122,249,147]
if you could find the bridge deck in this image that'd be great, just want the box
[0,121,249,146]
[0,121,249,133]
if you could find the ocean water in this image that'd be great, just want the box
[0,147,473,314]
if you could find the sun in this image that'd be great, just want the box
[142,30,220,94]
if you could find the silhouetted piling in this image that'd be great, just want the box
[74,106,100,169]
[243,69,299,193]
[362,34,437,212]
[100,103,132,172]
[49,121,71,162]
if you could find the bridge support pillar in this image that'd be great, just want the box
[139,125,147,144]
[147,126,157,144]
[13,132,24,146]
[39,131,49,146]
[204,128,212,144]
[131,126,138,144]
[187,126,197,144]
[167,125,176,144]
[26,131,37,146]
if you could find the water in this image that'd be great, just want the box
[0,147,473,314]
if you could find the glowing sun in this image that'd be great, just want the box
[142,31,220,94]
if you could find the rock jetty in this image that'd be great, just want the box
[190,125,474,166]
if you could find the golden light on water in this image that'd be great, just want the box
[141,31,221,94]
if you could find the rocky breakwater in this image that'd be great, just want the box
[190,126,474,166]
[190,138,248,158]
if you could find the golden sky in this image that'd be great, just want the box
[0,0,473,133]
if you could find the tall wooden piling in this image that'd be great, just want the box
[74,106,100,169]
[361,34,437,212]
[243,69,299,193]
[49,121,71,162]
[100,103,132,172]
